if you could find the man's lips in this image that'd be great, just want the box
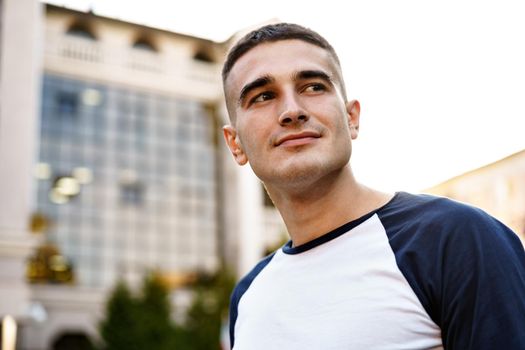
[275,131,321,146]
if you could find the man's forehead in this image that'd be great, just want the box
[226,40,338,94]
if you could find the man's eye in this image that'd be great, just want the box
[304,84,326,93]
[251,92,274,104]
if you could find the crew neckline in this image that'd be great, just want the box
[282,192,402,255]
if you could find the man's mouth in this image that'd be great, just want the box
[275,131,321,147]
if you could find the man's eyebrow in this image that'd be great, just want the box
[238,76,274,106]
[294,70,334,83]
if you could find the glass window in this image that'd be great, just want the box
[132,38,157,52]
[120,182,144,206]
[38,74,219,287]
[66,22,96,40]
[56,91,79,117]
[193,50,214,63]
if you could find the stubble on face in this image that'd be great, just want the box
[236,108,353,197]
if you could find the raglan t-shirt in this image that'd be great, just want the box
[229,192,525,350]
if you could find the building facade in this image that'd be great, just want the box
[0,2,286,348]
[425,149,525,242]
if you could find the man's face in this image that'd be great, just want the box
[223,39,360,188]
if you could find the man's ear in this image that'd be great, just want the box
[223,125,248,165]
[346,99,361,140]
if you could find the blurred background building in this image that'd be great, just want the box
[425,149,525,242]
[0,0,286,348]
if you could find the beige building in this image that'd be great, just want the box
[0,1,285,348]
[425,149,525,242]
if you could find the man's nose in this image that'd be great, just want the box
[278,93,309,126]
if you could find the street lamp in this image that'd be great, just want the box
[2,315,17,350]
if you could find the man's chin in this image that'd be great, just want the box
[265,162,326,186]
[260,155,349,187]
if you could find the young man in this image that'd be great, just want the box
[221,23,525,350]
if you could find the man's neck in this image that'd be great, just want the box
[267,167,392,247]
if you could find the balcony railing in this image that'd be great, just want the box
[45,34,220,83]
[59,38,102,63]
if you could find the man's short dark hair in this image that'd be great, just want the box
[222,23,344,87]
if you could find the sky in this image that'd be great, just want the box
[45,0,525,192]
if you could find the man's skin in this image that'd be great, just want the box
[223,39,392,247]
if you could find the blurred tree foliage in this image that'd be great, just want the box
[180,269,236,349]
[99,269,235,350]
[99,274,176,350]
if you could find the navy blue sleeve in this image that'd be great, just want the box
[229,253,275,349]
[379,193,525,350]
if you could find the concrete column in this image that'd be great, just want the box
[0,0,42,318]
[236,165,264,277]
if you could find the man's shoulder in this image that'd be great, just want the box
[376,191,525,266]
[379,194,525,350]
[379,191,509,238]
[383,191,483,219]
